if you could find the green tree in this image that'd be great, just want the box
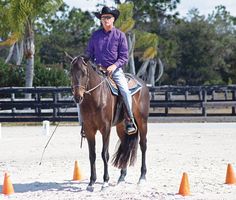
[0,0,63,90]
[0,58,25,87]
[164,7,236,85]
[208,6,236,84]
[36,4,95,66]
[33,62,70,86]
[115,2,159,85]
[125,0,180,33]
[113,0,180,85]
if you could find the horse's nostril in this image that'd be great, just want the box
[75,96,83,104]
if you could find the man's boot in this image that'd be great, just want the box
[126,117,137,135]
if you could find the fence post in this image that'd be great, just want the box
[35,92,41,117]
[53,91,58,122]
[184,90,188,101]
[198,89,202,101]
[165,91,169,115]
[224,90,228,100]
[232,90,236,116]
[184,90,188,109]
[151,89,156,111]
[11,91,16,118]
[212,90,215,100]
[202,89,207,117]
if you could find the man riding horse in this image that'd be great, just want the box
[85,6,136,134]
[70,7,149,190]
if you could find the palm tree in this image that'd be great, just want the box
[0,0,63,90]
[115,2,162,86]
[115,2,135,73]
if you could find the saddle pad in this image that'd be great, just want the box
[106,73,142,96]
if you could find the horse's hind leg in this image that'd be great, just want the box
[115,123,128,184]
[118,168,127,183]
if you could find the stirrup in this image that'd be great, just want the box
[80,123,86,138]
[80,123,86,149]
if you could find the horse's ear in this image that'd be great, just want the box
[81,55,90,63]
[64,51,73,61]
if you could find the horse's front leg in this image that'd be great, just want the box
[101,129,111,190]
[87,134,97,192]
[138,126,147,184]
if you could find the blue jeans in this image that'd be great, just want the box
[112,68,133,119]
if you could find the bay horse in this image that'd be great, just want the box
[70,56,150,191]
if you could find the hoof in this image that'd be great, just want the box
[117,179,125,185]
[86,185,94,192]
[101,182,109,191]
[138,178,146,185]
[117,176,125,184]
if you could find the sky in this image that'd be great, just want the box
[64,0,236,17]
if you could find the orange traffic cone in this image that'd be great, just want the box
[2,172,14,195]
[73,160,83,181]
[178,172,190,196]
[225,164,236,184]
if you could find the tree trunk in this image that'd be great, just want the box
[24,22,35,99]
[136,59,150,77]
[147,59,157,86]
[16,41,24,65]
[4,41,24,65]
[25,56,34,87]
[127,32,135,74]
[5,43,15,64]
[24,23,35,88]
[155,58,164,83]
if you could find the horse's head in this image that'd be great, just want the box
[70,56,89,104]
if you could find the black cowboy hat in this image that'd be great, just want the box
[94,6,120,21]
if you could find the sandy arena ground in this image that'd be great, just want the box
[0,123,236,200]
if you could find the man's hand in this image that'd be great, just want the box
[107,64,117,76]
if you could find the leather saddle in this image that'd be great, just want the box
[92,63,142,96]
[95,65,143,126]
[106,73,142,96]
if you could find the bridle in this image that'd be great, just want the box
[71,56,106,103]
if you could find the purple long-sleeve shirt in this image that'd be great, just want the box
[86,27,128,68]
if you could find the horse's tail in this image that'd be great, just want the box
[112,133,138,169]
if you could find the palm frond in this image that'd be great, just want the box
[8,0,33,34]
[142,47,157,60]
[119,18,135,33]
[134,30,158,49]
[3,0,63,36]
[0,32,21,46]
[115,2,135,30]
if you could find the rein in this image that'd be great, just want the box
[72,77,106,95]
[85,79,106,94]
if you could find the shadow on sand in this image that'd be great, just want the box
[0,180,91,193]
